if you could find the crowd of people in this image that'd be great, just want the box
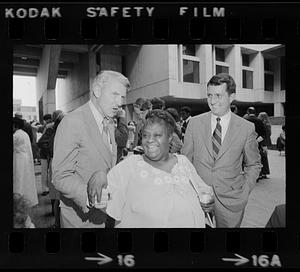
[13,110,65,228]
[13,71,285,228]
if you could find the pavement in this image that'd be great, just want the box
[241,149,286,227]
[31,164,55,228]
[31,149,286,228]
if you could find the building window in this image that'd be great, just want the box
[264,58,271,71]
[183,59,200,83]
[216,65,229,74]
[215,47,225,62]
[264,73,274,91]
[242,54,250,67]
[182,44,196,56]
[242,70,253,89]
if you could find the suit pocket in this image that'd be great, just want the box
[230,175,246,191]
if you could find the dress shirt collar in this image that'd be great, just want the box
[211,110,231,124]
[89,100,104,130]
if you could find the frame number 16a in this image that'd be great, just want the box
[252,255,281,267]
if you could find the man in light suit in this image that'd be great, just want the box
[52,70,130,228]
[182,73,262,228]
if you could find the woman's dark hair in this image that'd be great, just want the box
[13,117,25,130]
[143,109,176,136]
[140,99,152,111]
[180,106,191,116]
[151,97,165,110]
[165,107,180,122]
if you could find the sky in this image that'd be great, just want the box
[13,75,37,107]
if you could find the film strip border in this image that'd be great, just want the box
[2,229,299,268]
[1,1,300,269]
[0,3,300,42]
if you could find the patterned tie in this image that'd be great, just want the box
[102,117,110,150]
[212,117,222,160]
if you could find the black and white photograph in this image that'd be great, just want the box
[13,44,286,229]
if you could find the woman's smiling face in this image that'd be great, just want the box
[142,121,171,161]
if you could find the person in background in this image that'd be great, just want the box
[165,107,182,140]
[179,106,192,142]
[258,112,272,149]
[106,109,213,228]
[164,107,183,154]
[182,73,262,228]
[52,70,130,228]
[276,124,285,155]
[13,117,39,209]
[151,97,165,110]
[15,112,34,144]
[114,107,129,164]
[30,120,43,164]
[245,107,270,180]
[126,121,136,151]
[37,113,54,196]
[230,104,238,115]
[48,111,65,228]
[133,98,152,148]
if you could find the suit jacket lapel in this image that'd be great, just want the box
[200,112,214,159]
[81,103,112,168]
[216,113,241,160]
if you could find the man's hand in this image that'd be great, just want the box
[87,170,108,207]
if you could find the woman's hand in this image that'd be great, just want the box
[200,201,214,213]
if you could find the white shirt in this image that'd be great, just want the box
[88,100,112,151]
[211,110,231,143]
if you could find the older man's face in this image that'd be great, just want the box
[96,78,127,118]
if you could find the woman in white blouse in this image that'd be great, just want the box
[106,109,213,228]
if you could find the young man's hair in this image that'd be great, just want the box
[207,73,236,95]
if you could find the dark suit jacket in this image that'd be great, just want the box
[245,114,267,148]
[266,204,285,228]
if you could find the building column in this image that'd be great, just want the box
[36,45,61,117]
[274,102,284,116]
[198,44,213,84]
[253,52,264,92]
[227,45,242,90]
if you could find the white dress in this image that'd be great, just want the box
[13,129,38,207]
[106,154,212,228]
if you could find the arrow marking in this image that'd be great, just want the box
[222,253,249,266]
[85,252,113,266]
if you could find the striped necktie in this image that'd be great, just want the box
[212,117,222,160]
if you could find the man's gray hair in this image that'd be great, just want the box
[92,70,130,95]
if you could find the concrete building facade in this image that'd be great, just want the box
[13,44,285,122]
[55,44,285,119]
